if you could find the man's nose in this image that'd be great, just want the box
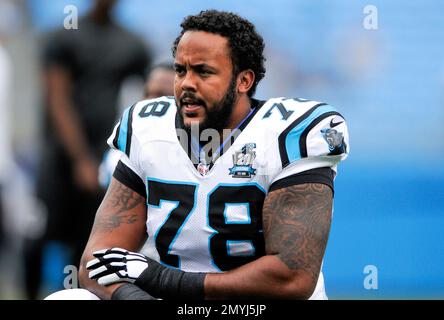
[181,71,197,92]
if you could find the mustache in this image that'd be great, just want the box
[179,92,206,108]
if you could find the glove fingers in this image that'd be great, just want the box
[102,253,126,260]
[86,255,125,270]
[87,248,150,286]
[91,248,109,257]
[129,252,146,259]
[109,247,128,254]
[125,256,148,263]
[86,258,102,270]
[89,263,125,280]
[88,265,110,280]
[94,252,147,264]
[109,262,126,267]
[92,247,127,258]
[97,273,128,286]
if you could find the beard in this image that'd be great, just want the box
[177,76,237,136]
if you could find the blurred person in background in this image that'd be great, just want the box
[98,62,175,189]
[143,62,175,100]
[23,0,151,299]
[0,7,14,255]
[0,0,51,300]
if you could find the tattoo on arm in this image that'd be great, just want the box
[263,183,332,282]
[91,181,146,234]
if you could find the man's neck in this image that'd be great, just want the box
[226,95,252,130]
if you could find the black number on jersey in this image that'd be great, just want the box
[148,180,265,271]
[139,101,170,118]
[262,102,294,120]
[147,179,197,268]
[208,184,266,271]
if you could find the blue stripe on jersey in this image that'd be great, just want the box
[285,104,337,163]
[117,107,131,154]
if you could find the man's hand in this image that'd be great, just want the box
[78,178,148,300]
[87,247,206,300]
[86,248,150,286]
[73,156,100,193]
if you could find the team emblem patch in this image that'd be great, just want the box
[229,143,257,178]
[320,128,346,155]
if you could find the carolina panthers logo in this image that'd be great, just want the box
[321,128,346,155]
[229,143,257,178]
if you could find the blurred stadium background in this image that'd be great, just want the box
[0,0,443,299]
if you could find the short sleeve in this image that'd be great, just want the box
[113,159,146,198]
[272,105,349,185]
[41,30,73,69]
[107,103,143,179]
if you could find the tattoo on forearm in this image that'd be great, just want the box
[263,183,332,282]
[92,181,145,233]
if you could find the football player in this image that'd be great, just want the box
[55,10,349,300]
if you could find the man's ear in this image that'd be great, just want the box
[237,69,255,94]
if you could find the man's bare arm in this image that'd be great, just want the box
[204,183,332,299]
[45,66,99,192]
[78,177,147,299]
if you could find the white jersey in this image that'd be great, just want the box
[108,96,349,299]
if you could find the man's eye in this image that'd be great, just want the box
[199,70,211,76]
[175,68,185,76]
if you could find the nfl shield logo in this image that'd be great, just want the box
[197,162,209,176]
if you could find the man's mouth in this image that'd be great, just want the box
[181,98,205,115]
[184,104,201,112]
